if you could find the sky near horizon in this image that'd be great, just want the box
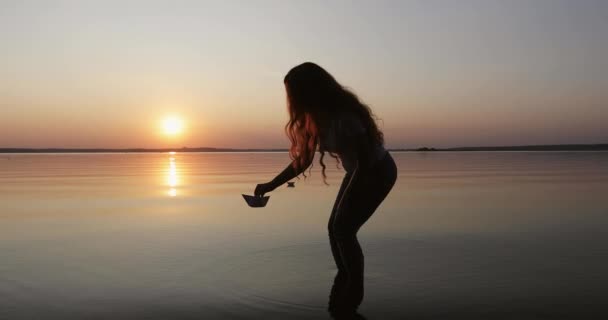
[1,0,607,149]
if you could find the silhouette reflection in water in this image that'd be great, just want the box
[328,251,367,320]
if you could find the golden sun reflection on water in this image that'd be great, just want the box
[167,153,179,197]
[168,188,177,197]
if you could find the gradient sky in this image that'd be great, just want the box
[1,0,607,149]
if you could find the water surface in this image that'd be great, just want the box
[1,152,607,319]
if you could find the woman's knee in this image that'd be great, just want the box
[328,222,357,239]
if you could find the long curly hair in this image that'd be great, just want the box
[283,62,384,183]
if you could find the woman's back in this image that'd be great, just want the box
[319,111,387,172]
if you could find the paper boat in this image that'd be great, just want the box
[242,194,270,208]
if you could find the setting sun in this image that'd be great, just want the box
[162,116,184,136]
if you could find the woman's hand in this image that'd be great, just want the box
[254,182,275,197]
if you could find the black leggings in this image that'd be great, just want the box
[327,152,397,314]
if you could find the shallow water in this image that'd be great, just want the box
[1,152,607,319]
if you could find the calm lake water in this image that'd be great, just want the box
[1,152,607,319]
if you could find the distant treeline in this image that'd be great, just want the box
[1,144,607,153]
[404,144,608,152]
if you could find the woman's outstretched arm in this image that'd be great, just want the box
[255,157,313,196]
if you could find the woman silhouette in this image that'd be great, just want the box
[254,62,397,316]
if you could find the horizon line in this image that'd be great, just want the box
[1,143,607,153]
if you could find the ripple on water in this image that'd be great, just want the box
[201,238,456,317]
[200,236,608,318]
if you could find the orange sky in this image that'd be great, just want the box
[1,1,607,149]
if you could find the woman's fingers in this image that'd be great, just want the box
[254,184,265,196]
[255,182,275,196]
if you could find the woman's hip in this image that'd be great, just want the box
[369,151,397,184]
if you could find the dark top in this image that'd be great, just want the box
[318,111,386,172]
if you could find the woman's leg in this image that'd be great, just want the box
[328,172,353,282]
[328,154,397,310]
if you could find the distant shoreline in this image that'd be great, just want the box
[1,144,607,153]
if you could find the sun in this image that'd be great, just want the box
[162,116,184,136]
